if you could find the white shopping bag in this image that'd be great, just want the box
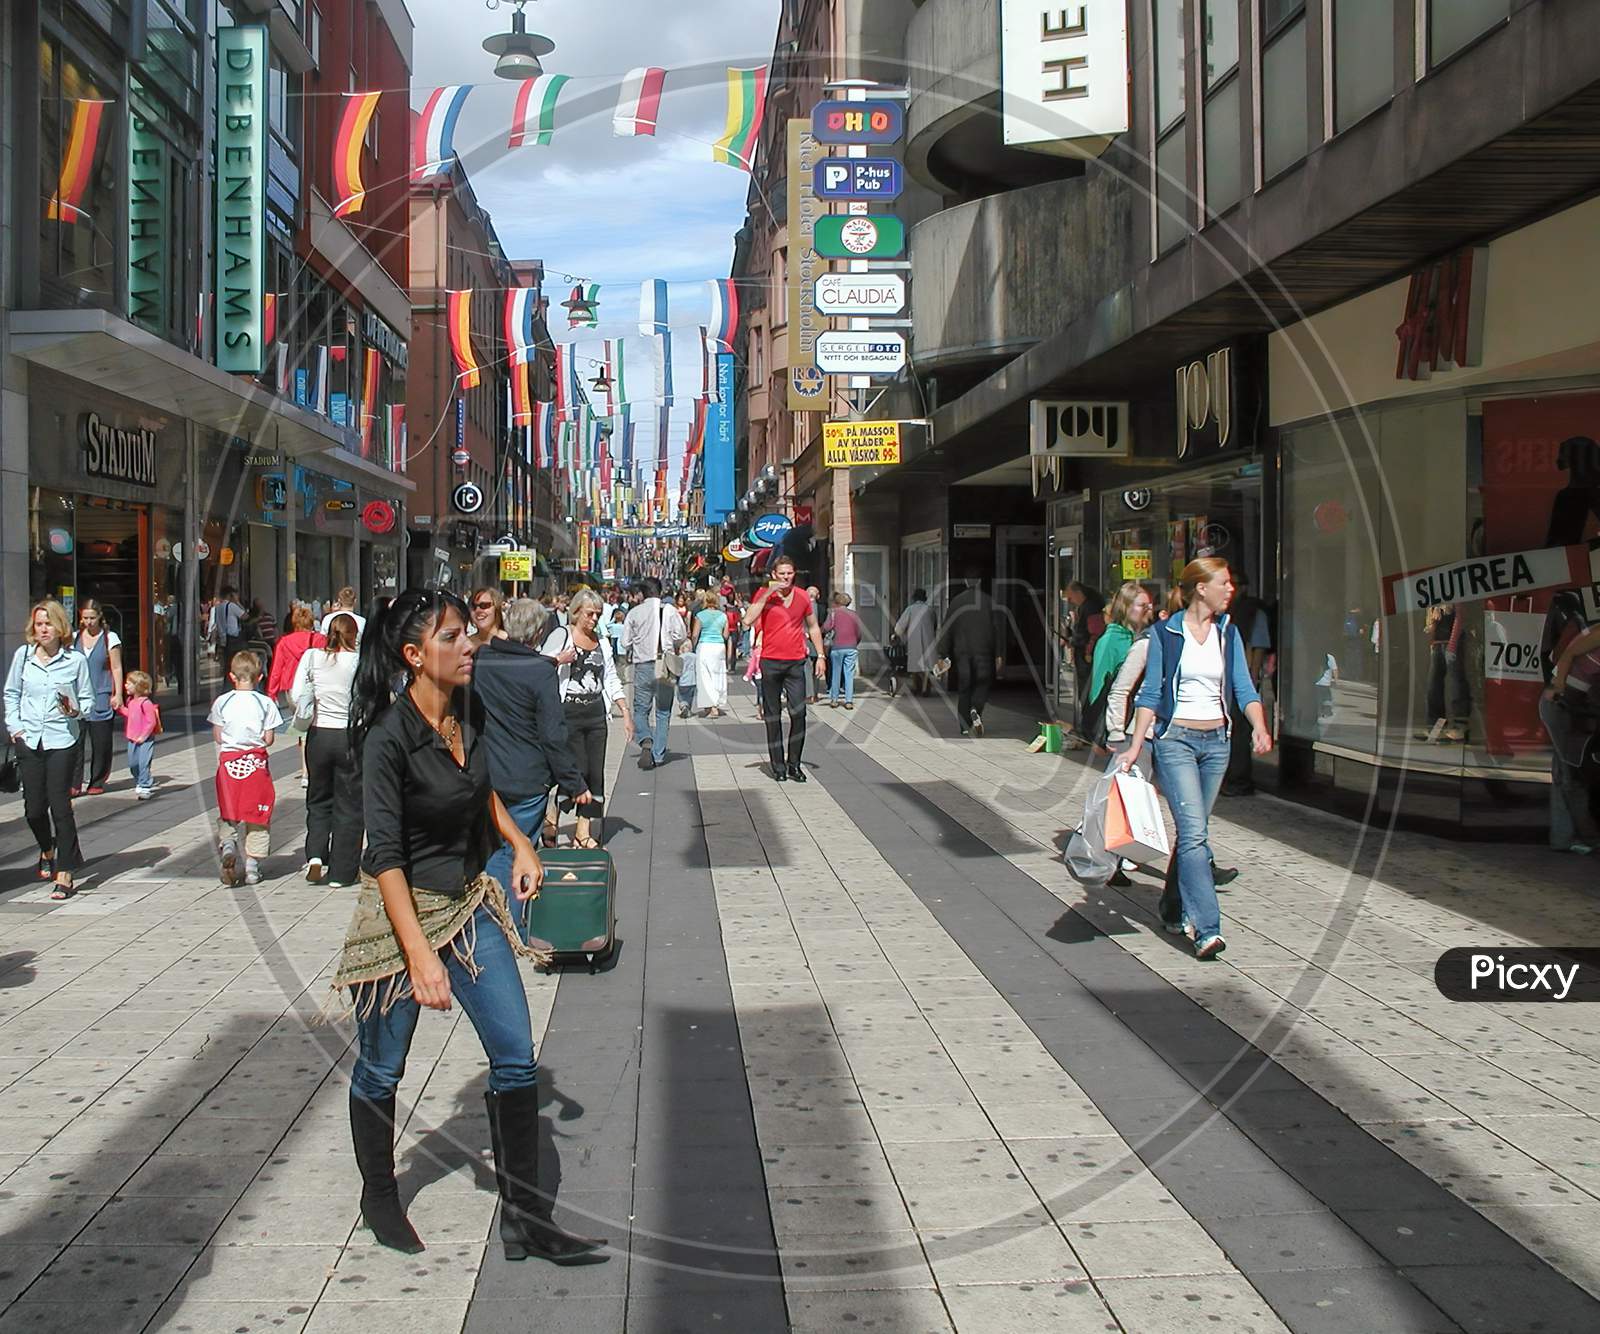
[1105,772,1171,862]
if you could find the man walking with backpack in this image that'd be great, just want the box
[622,578,687,770]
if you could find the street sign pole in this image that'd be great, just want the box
[846,85,870,395]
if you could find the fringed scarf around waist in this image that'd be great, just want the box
[326,872,550,1020]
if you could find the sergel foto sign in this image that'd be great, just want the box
[815,333,906,375]
[814,159,904,200]
[214,25,268,373]
[815,273,906,317]
[814,215,905,260]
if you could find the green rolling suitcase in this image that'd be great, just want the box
[517,848,616,968]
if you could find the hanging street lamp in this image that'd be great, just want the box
[483,1,555,81]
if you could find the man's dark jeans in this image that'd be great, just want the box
[761,658,809,769]
[956,656,994,728]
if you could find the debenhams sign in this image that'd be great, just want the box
[1000,2,1129,159]
[81,413,158,488]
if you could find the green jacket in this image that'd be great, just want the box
[1087,622,1133,705]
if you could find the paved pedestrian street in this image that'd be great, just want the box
[2,689,1599,1334]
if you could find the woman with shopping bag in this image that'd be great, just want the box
[1117,558,1271,959]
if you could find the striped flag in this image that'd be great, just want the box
[360,346,381,457]
[613,66,667,137]
[698,326,715,400]
[603,339,628,418]
[531,402,556,468]
[46,99,110,222]
[389,405,407,470]
[712,67,769,170]
[509,74,570,148]
[313,345,330,415]
[707,278,739,353]
[447,290,480,388]
[332,92,382,217]
[503,287,539,365]
[653,332,674,409]
[639,279,669,335]
[412,85,472,182]
[553,344,574,419]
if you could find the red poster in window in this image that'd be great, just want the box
[1480,394,1600,756]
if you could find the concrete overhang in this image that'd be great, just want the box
[7,308,412,495]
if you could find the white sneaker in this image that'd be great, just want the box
[136,787,155,801]
[244,860,263,886]
[299,775,309,789]
[305,859,325,884]
[219,844,240,886]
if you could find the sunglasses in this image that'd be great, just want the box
[472,601,494,611]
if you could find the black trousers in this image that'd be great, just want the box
[18,742,82,871]
[304,726,362,882]
[761,657,809,769]
[956,656,994,727]
[558,701,609,824]
[73,716,114,789]
[1224,696,1254,791]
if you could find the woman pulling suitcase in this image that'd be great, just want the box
[332,589,607,1264]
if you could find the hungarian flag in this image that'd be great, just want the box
[333,92,382,217]
[712,67,769,170]
[613,66,667,137]
[509,74,570,148]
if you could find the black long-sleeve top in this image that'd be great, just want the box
[468,638,588,802]
[361,692,494,896]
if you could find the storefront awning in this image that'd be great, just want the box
[6,308,399,479]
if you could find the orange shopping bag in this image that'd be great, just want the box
[1104,772,1170,862]
[1103,777,1133,852]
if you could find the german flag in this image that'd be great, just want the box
[447,290,480,388]
[333,91,382,218]
[46,99,110,223]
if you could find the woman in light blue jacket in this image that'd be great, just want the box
[1118,559,1271,959]
[4,601,94,898]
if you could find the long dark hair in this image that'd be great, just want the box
[350,588,469,756]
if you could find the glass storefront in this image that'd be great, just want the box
[1280,388,1600,782]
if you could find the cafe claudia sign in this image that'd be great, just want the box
[81,413,158,487]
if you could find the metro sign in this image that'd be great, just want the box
[815,273,906,317]
[815,332,906,375]
[814,158,904,200]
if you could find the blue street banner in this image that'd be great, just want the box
[704,353,736,524]
[814,158,904,200]
[812,99,905,145]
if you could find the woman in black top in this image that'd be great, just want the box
[333,589,606,1265]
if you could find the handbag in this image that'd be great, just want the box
[290,652,317,734]
[659,606,684,681]
[0,739,19,795]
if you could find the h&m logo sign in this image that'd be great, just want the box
[1395,246,1487,382]
[1176,346,1232,460]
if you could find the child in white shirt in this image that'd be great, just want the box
[209,651,284,886]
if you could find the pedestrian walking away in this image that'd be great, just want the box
[320,585,368,641]
[743,556,826,781]
[292,613,363,887]
[210,652,283,887]
[4,600,94,898]
[267,603,326,790]
[691,588,730,715]
[935,570,1004,737]
[1119,557,1272,959]
[805,584,825,702]
[824,591,864,708]
[209,586,248,681]
[118,671,161,800]
[538,589,627,848]
[71,599,123,795]
[333,588,606,1265]
[621,577,688,769]
[894,589,938,696]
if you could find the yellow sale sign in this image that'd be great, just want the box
[499,551,534,582]
[1121,549,1152,580]
[824,420,903,468]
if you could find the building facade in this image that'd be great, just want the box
[761,0,1600,837]
[1,0,414,704]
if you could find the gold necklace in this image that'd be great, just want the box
[410,691,459,750]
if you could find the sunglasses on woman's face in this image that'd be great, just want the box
[473,601,494,611]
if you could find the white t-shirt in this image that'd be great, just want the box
[1172,619,1225,722]
[291,648,359,729]
[209,689,285,753]
[320,610,366,641]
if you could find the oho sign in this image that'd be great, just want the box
[815,332,906,375]
[815,273,906,317]
[749,512,794,548]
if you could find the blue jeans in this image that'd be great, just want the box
[829,647,859,704]
[677,653,697,712]
[1153,725,1230,942]
[350,904,537,1100]
[127,739,155,790]
[487,792,549,891]
[631,660,672,756]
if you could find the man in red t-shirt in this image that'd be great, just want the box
[741,556,826,781]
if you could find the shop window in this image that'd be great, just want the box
[1333,0,1394,132]
[1429,0,1509,67]
[39,30,118,310]
[1202,1,1242,217]
[1260,1,1309,181]
[1155,125,1189,253]
[1154,0,1187,132]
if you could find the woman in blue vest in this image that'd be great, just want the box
[73,599,124,795]
[1118,558,1271,959]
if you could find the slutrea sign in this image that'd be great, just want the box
[81,413,158,488]
[215,26,268,373]
[1382,545,1594,615]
